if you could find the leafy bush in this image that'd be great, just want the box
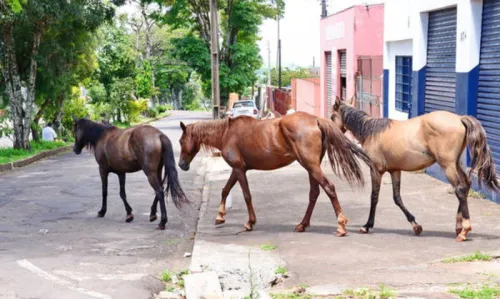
[144,107,158,118]
[90,102,113,122]
[0,109,13,138]
[157,105,169,113]
[62,96,90,133]
[128,99,148,122]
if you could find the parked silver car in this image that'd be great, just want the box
[228,100,260,119]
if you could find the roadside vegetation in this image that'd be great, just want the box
[0,140,70,164]
[443,251,493,263]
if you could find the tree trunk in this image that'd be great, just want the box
[2,22,28,149]
[52,93,64,134]
[31,98,51,142]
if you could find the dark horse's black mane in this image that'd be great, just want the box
[339,104,392,143]
[78,119,116,151]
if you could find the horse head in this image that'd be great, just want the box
[178,121,201,171]
[330,97,347,133]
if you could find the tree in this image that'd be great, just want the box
[0,0,123,149]
[157,0,284,106]
[270,67,316,87]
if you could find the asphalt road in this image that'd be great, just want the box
[0,111,211,299]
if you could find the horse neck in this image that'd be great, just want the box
[194,119,228,150]
[83,121,113,149]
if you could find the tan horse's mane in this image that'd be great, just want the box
[340,104,392,144]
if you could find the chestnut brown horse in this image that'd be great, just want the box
[330,97,500,241]
[72,117,189,230]
[178,112,375,236]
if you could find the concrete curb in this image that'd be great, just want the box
[0,145,72,174]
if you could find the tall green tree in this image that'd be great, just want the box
[0,0,124,149]
[157,0,284,106]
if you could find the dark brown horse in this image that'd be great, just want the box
[330,97,500,241]
[178,112,375,236]
[72,117,189,230]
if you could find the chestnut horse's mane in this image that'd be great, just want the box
[191,118,229,152]
[340,104,392,144]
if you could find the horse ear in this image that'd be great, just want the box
[180,121,186,132]
[333,96,341,111]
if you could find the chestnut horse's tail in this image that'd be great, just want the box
[317,118,375,186]
[160,134,190,209]
[461,116,500,191]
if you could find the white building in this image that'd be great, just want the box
[383,0,500,201]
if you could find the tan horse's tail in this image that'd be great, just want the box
[160,134,191,209]
[317,118,375,186]
[461,116,500,191]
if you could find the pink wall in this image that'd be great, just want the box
[294,78,321,117]
[320,4,384,117]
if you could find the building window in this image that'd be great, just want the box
[395,56,412,113]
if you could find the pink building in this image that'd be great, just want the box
[320,4,384,118]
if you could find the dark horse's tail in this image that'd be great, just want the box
[461,116,500,191]
[317,118,375,186]
[160,134,191,209]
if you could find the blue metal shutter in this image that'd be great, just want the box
[326,52,333,117]
[478,0,500,169]
[425,7,457,113]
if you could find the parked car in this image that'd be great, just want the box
[228,100,260,119]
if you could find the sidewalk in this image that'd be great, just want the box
[191,157,500,298]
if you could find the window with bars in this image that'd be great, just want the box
[395,56,412,113]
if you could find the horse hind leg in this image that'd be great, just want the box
[146,171,167,230]
[442,162,472,242]
[149,167,163,223]
[295,173,320,233]
[236,170,256,231]
[390,170,422,236]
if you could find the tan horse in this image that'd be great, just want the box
[330,97,499,241]
[178,112,375,236]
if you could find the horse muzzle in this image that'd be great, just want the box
[178,159,190,171]
[73,146,82,155]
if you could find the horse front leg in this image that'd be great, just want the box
[216,169,238,225]
[98,167,109,217]
[360,170,382,234]
[390,170,422,235]
[236,170,256,231]
[118,173,134,223]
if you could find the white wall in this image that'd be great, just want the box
[384,0,413,44]
[386,40,413,121]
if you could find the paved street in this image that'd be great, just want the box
[0,111,210,299]
[195,157,500,297]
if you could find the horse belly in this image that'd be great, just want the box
[386,150,435,172]
[243,151,295,170]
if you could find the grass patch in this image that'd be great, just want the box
[161,270,172,282]
[443,251,492,263]
[261,244,278,251]
[342,284,395,299]
[0,140,70,164]
[450,284,500,299]
[469,189,486,199]
[275,266,288,275]
[269,294,311,299]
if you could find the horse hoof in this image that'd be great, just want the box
[97,211,105,218]
[150,215,157,222]
[215,219,225,225]
[294,224,306,232]
[244,223,253,231]
[413,225,423,236]
[155,225,166,231]
[360,227,369,234]
[126,214,134,223]
[456,234,467,242]
[336,230,347,237]
[456,228,462,236]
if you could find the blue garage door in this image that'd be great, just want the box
[425,7,457,113]
[478,0,500,169]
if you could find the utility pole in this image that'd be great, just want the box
[277,14,282,88]
[267,40,271,86]
[321,0,327,18]
[210,0,220,119]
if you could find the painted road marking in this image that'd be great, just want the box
[16,259,111,299]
